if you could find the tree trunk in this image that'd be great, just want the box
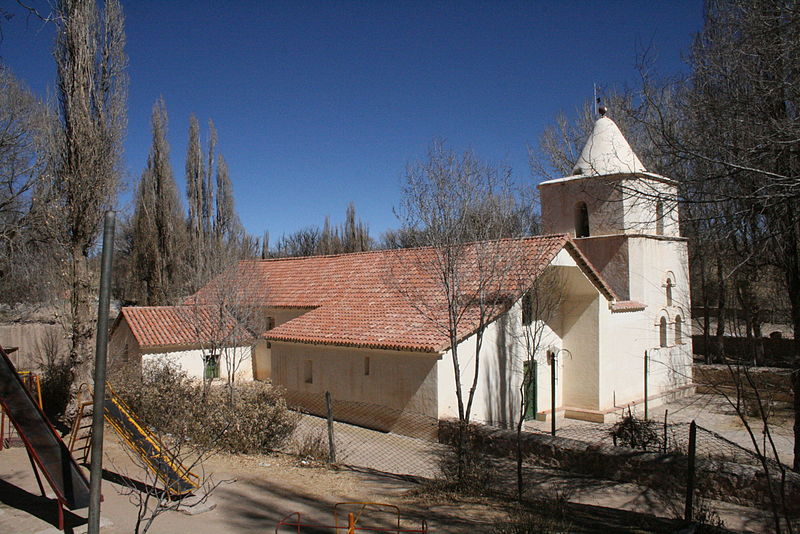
[714,257,726,362]
[699,253,712,364]
[67,246,95,417]
[786,237,800,473]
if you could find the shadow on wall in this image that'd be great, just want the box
[282,390,438,440]
[483,314,517,428]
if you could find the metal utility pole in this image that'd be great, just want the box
[88,211,115,534]
[644,350,649,420]
[550,351,557,436]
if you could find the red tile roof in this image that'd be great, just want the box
[119,305,253,349]
[187,235,617,353]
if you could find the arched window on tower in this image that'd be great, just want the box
[659,317,668,347]
[665,278,673,307]
[575,201,590,238]
[656,200,664,235]
[675,316,683,345]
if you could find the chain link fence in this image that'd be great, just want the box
[547,419,784,470]
[274,390,798,529]
[279,392,445,478]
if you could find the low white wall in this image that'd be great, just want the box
[142,344,254,383]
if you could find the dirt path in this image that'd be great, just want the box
[0,428,781,533]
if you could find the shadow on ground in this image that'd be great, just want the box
[0,477,87,533]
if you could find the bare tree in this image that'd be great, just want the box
[512,268,565,501]
[46,0,127,412]
[272,202,374,257]
[183,116,254,292]
[633,0,800,472]
[109,362,224,534]
[186,114,204,264]
[0,65,56,304]
[393,139,532,481]
[185,264,260,403]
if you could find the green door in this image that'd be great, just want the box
[523,360,537,420]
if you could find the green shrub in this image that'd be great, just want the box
[39,358,72,425]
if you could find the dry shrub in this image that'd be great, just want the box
[426,438,496,496]
[204,382,299,453]
[492,508,572,534]
[293,429,330,462]
[609,411,661,451]
[111,360,298,454]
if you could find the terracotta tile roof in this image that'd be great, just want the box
[188,235,616,353]
[119,306,252,349]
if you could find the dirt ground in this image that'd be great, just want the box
[0,425,784,534]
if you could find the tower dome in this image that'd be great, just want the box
[572,115,645,176]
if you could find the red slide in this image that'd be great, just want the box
[0,345,90,528]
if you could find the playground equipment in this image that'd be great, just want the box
[275,502,428,533]
[0,366,43,449]
[69,383,199,497]
[0,345,91,530]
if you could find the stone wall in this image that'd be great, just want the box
[439,419,800,510]
[692,335,795,367]
[693,364,793,403]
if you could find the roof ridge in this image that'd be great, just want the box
[239,233,570,264]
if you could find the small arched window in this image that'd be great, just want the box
[659,317,668,348]
[675,316,683,345]
[665,278,673,307]
[656,201,664,235]
[575,201,590,238]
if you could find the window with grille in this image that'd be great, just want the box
[203,353,220,380]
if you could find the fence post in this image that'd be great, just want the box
[663,409,669,453]
[684,420,697,522]
[643,350,649,420]
[550,352,556,437]
[325,391,336,464]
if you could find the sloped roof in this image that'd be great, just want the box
[572,116,646,176]
[188,235,617,353]
[119,305,252,349]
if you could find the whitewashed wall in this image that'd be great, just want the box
[141,344,254,383]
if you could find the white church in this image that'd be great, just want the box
[110,109,693,437]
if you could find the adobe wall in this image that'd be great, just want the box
[694,364,793,402]
[272,342,439,438]
[0,323,68,371]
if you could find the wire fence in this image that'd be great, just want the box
[276,391,797,528]
[545,419,784,470]
[280,392,444,479]
[279,390,787,478]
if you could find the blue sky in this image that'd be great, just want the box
[0,1,702,243]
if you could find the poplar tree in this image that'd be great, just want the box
[214,153,239,243]
[131,98,186,305]
[50,0,127,407]
[186,114,203,258]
